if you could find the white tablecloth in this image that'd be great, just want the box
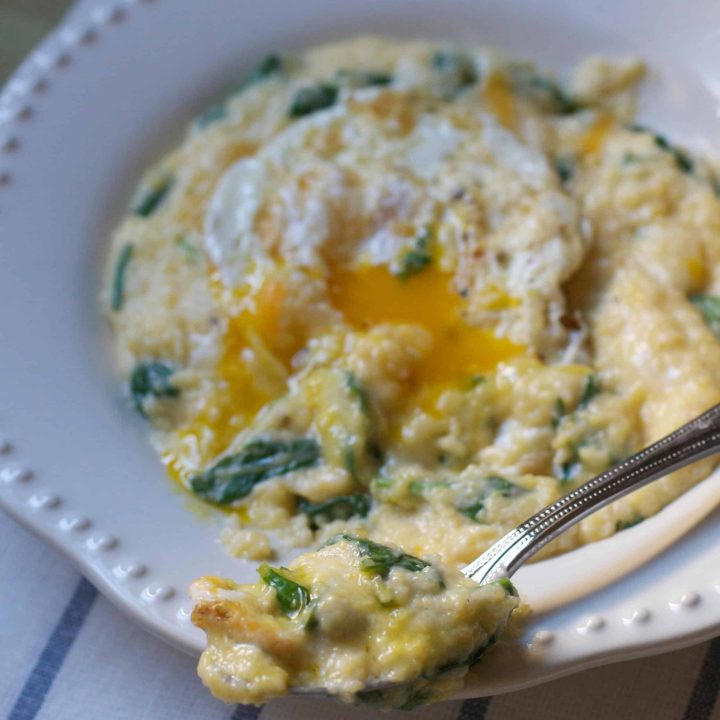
[1,3,719,719]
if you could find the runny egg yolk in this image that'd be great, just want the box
[167,261,522,480]
[328,262,522,390]
[164,276,293,482]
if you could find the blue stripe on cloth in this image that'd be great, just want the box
[229,705,262,720]
[457,696,492,720]
[681,638,720,720]
[7,577,98,720]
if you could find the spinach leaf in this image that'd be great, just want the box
[396,227,433,280]
[343,372,384,474]
[344,447,359,483]
[366,440,384,464]
[303,609,319,631]
[629,125,694,174]
[195,54,283,129]
[433,631,502,678]
[554,437,595,485]
[355,689,386,706]
[432,50,477,89]
[690,294,720,339]
[258,564,310,617]
[497,576,519,597]
[409,478,451,497]
[488,476,518,494]
[653,133,694,174]
[458,476,524,520]
[336,68,393,88]
[289,84,338,118]
[431,632,501,679]
[297,494,372,529]
[328,533,430,578]
[175,234,200,262]
[345,371,369,414]
[111,243,133,312]
[193,103,227,130]
[555,156,574,184]
[131,176,173,218]
[399,688,432,711]
[578,373,600,409]
[558,461,578,484]
[247,54,283,85]
[555,443,582,484]
[616,515,644,531]
[129,360,179,416]
[371,476,393,491]
[712,176,720,199]
[466,631,499,668]
[190,437,320,505]
[509,66,579,115]
[551,397,567,430]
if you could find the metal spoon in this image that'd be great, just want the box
[295,402,720,697]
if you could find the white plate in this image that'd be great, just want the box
[1,0,719,698]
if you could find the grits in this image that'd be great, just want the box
[191,537,519,708]
[103,37,720,707]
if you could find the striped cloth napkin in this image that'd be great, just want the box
[0,3,718,719]
[1,517,718,720]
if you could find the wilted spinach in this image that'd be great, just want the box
[258,564,310,617]
[246,53,283,85]
[509,65,579,115]
[690,294,720,339]
[432,50,478,90]
[131,176,173,217]
[578,373,600,409]
[111,243,133,312]
[336,68,393,87]
[616,515,644,531]
[327,533,430,578]
[458,476,525,520]
[190,437,320,505]
[289,83,338,117]
[297,494,372,529]
[396,227,433,280]
[129,360,179,416]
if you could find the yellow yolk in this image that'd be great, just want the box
[328,263,522,389]
[483,72,517,131]
[164,276,293,482]
[167,261,522,480]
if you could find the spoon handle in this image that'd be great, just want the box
[462,402,720,585]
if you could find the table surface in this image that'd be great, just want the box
[0,2,718,719]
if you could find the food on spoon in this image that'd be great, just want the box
[191,535,519,707]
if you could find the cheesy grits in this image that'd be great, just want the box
[104,37,720,706]
[191,536,518,708]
